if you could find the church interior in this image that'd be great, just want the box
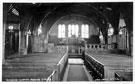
[2,2,133,81]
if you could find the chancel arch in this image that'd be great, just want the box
[48,14,100,44]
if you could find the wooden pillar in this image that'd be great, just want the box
[23,32,29,55]
[3,22,6,64]
[26,33,29,50]
[113,29,119,49]
[21,31,27,55]
[18,31,21,54]
[104,34,108,44]
[127,30,132,56]
[18,23,21,54]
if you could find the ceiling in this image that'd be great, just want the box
[4,2,133,36]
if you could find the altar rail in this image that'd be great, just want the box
[85,44,113,51]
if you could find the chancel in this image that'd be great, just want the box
[2,2,133,81]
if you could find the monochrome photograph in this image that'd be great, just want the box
[2,1,133,82]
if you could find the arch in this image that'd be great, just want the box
[40,3,108,37]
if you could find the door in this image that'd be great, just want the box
[5,30,19,56]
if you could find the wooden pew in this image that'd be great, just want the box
[84,52,132,81]
[84,54,104,80]
[115,71,133,81]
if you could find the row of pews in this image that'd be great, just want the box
[2,62,55,81]
[84,53,104,80]
[115,71,133,81]
[3,46,68,81]
[84,52,133,81]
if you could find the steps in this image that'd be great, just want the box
[68,54,82,58]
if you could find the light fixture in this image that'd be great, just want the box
[119,19,126,28]
[8,25,13,30]
[108,27,114,36]
[106,7,112,11]
[38,25,42,35]
[99,35,103,39]
[108,24,114,36]
[8,25,14,32]
[119,30,122,35]
[27,30,31,35]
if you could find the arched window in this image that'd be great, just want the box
[81,24,89,38]
[62,24,65,38]
[68,24,79,37]
[75,24,79,37]
[85,24,89,38]
[71,25,75,35]
[58,24,62,38]
[58,24,65,38]
[81,24,85,38]
[68,24,72,37]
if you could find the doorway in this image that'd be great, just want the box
[5,30,19,56]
